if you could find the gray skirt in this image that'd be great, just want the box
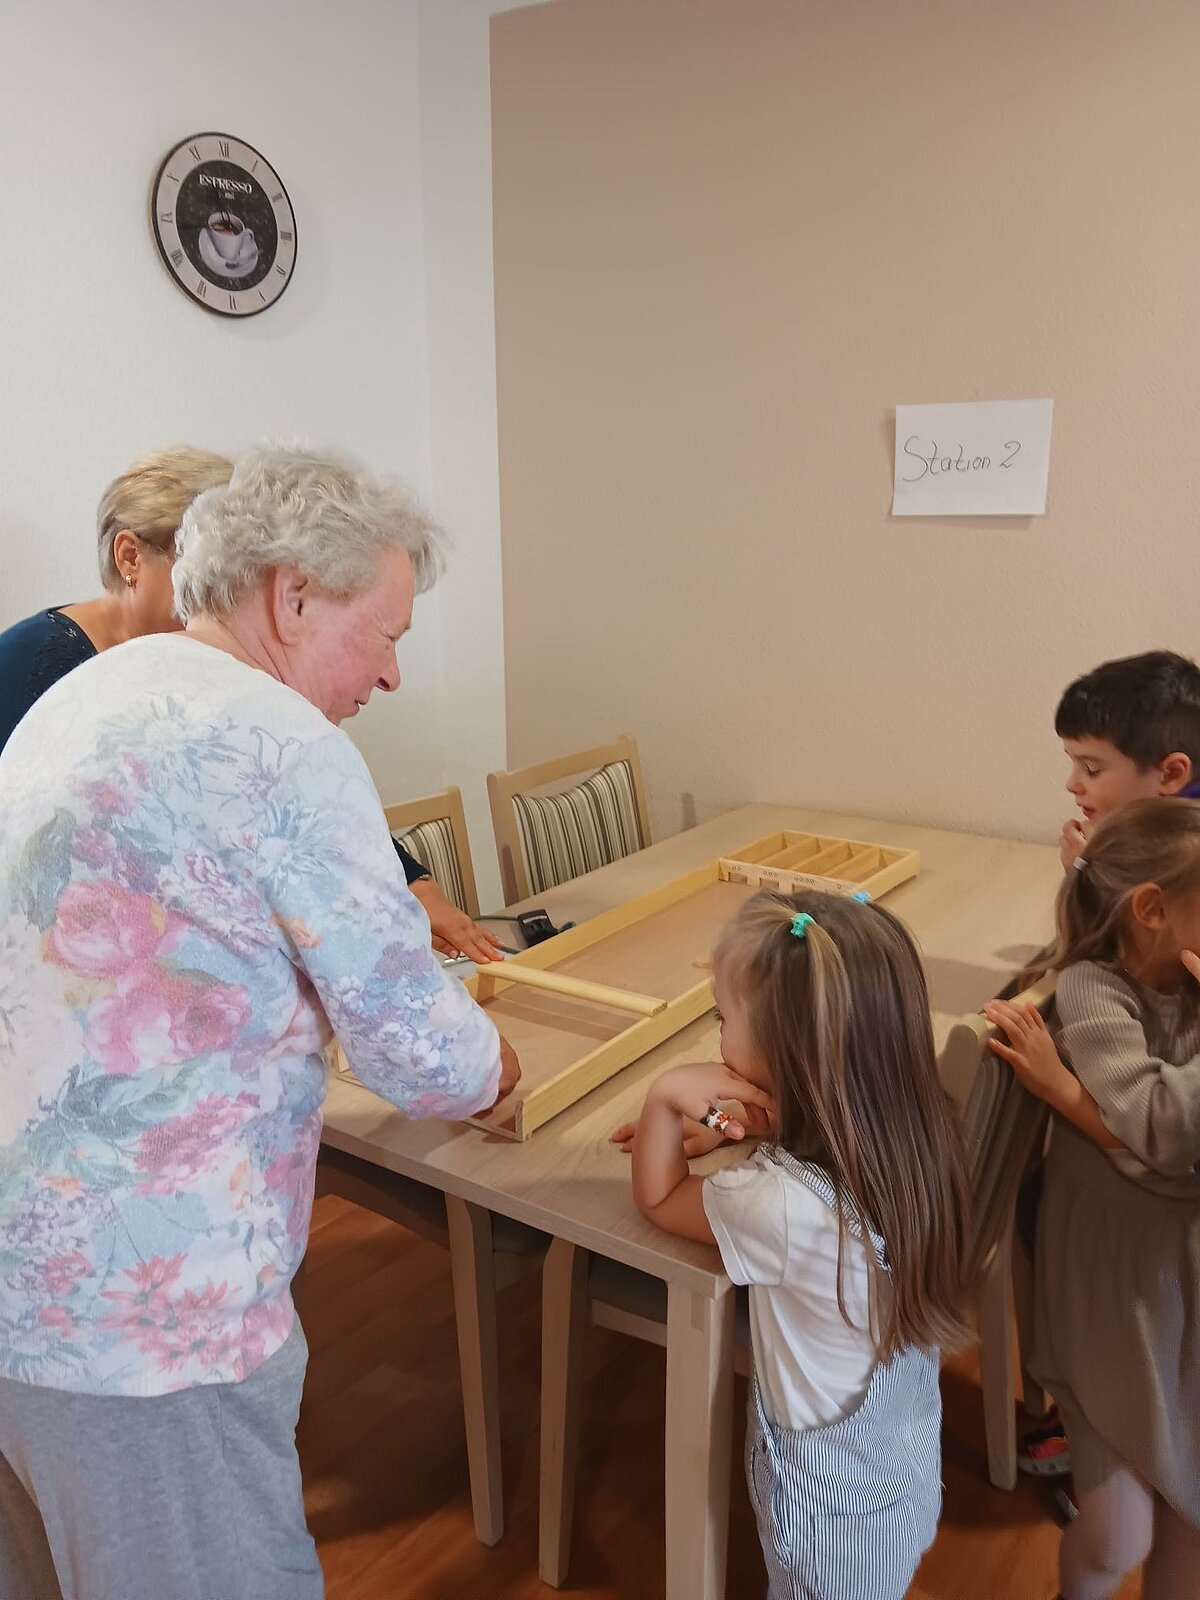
[1033,1124,1200,1524]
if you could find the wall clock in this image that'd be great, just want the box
[151,132,297,318]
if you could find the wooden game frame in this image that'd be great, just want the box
[717,829,919,900]
[466,828,918,1139]
[336,828,919,1141]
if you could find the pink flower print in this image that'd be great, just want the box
[83,778,133,815]
[263,982,332,1065]
[265,1112,321,1244]
[43,1175,84,1200]
[239,1295,293,1373]
[42,1250,91,1298]
[135,1095,248,1193]
[168,1283,235,1370]
[38,1306,76,1335]
[87,970,252,1074]
[101,1257,236,1373]
[73,826,118,869]
[114,845,160,896]
[47,881,174,979]
[100,1253,186,1330]
[171,979,252,1059]
[120,754,151,787]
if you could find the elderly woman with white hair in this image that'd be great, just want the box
[0,446,519,1600]
[0,444,498,964]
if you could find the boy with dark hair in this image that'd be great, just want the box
[1054,649,1200,870]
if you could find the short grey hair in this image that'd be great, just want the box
[97,446,233,589]
[172,445,444,622]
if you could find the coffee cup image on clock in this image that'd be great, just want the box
[200,211,258,274]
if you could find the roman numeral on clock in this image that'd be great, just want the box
[188,144,201,162]
[229,294,238,311]
[170,248,184,267]
[280,230,293,243]
[195,280,207,299]
[218,140,230,158]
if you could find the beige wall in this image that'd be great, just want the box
[492,0,1200,848]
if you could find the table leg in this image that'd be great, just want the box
[445,1196,505,1545]
[538,1237,590,1586]
[664,1279,735,1600]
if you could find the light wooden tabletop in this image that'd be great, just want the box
[321,802,1060,1296]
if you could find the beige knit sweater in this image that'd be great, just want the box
[1055,961,1200,1199]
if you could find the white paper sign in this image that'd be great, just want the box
[892,399,1053,516]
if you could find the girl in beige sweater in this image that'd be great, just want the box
[987,798,1200,1600]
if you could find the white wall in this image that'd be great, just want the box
[0,0,441,805]
[416,0,534,910]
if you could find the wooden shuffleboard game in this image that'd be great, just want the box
[337,829,919,1140]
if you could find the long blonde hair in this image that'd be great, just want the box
[1033,798,1200,1001]
[714,890,971,1358]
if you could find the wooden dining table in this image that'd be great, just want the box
[320,801,1062,1600]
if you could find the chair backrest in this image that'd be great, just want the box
[384,785,481,918]
[939,975,1056,1284]
[487,734,651,904]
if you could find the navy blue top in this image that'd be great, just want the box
[0,607,97,754]
[0,606,429,885]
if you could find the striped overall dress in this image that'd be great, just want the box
[744,1149,943,1600]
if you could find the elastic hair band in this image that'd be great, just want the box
[791,912,814,939]
[1073,856,1088,872]
[850,889,871,903]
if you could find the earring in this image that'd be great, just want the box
[125,574,135,589]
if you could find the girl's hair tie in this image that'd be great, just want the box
[850,889,871,903]
[791,912,814,939]
[1073,856,1088,872]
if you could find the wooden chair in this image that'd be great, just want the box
[487,735,652,904]
[939,976,1055,1490]
[385,785,481,917]
[538,1241,750,1588]
[306,1147,548,1546]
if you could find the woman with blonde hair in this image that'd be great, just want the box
[0,445,233,749]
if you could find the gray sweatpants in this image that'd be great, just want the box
[0,1323,322,1600]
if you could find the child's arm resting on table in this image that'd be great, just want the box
[631,1064,776,1244]
[984,1000,1124,1151]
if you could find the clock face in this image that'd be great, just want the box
[151,132,297,318]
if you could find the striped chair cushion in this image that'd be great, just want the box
[512,759,644,895]
[393,817,469,913]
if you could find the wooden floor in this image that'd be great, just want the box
[299,1195,1141,1600]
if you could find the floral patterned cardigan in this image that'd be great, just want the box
[0,634,500,1396]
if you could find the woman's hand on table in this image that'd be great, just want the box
[409,878,506,963]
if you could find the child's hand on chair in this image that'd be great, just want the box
[984,999,1070,1102]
